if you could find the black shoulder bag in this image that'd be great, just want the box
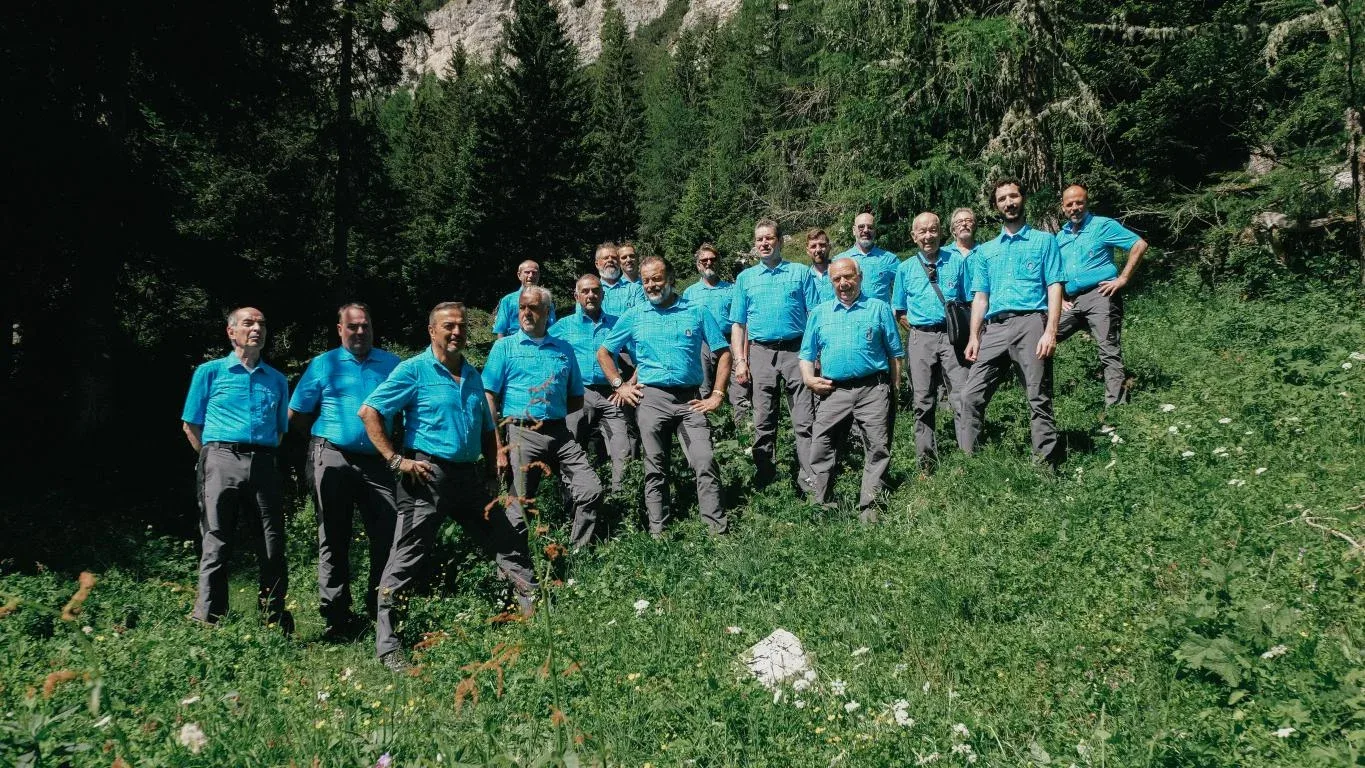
[917,257,971,349]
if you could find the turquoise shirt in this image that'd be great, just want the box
[491,288,557,336]
[548,307,618,386]
[835,245,900,305]
[604,299,728,387]
[601,278,646,318]
[729,260,820,343]
[810,267,835,303]
[362,348,493,463]
[681,279,735,337]
[482,331,583,420]
[892,248,968,326]
[1056,213,1142,295]
[949,242,983,298]
[970,226,1065,319]
[800,296,904,381]
[289,347,401,454]
[182,353,289,444]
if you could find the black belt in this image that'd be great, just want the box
[833,371,889,389]
[206,441,276,454]
[988,310,1044,324]
[752,337,802,352]
[910,323,946,332]
[645,384,700,396]
[506,417,567,430]
[317,438,380,461]
[586,383,617,395]
[410,450,476,468]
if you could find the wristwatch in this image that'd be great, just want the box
[610,376,624,389]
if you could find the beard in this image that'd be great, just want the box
[701,268,717,280]
[647,284,674,306]
[600,265,621,282]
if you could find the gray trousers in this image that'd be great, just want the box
[960,312,1059,462]
[375,456,537,658]
[193,443,287,622]
[700,343,751,424]
[507,421,603,550]
[308,438,396,624]
[749,339,815,488]
[568,386,630,493]
[907,328,971,466]
[1058,288,1127,405]
[809,374,894,513]
[637,385,728,535]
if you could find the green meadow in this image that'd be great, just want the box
[3,270,1364,766]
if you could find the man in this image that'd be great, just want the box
[493,260,556,338]
[360,302,538,672]
[806,229,835,303]
[947,207,983,299]
[730,219,820,491]
[961,180,1066,465]
[550,274,631,493]
[1055,183,1149,407]
[681,243,751,423]
[617,241,640,283]
[180,307,292,632]
[288,303,401,639]
[835,211,901,305]
[892,213,971,469]
[484,287,604,550]
[598,256,731,537]
[800,258,903,523]
[595,242,646,320]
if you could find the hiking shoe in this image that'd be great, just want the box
[267,610,295,637]
[380,649,411,674]
[322,612,366,642]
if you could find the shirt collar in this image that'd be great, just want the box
[759,259,788,274]
[222,352,268,374]
[917,248,949,266]
[1062,212,1094,234]
[832,294,867,312]
[423,347,469,379]
[997,224,1034,243]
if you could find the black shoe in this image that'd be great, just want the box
[380,649,411,674]
[267,610,295,637]
[322,612,366,641]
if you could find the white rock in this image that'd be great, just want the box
[741,629,811,690]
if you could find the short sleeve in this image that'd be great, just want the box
[1101,218,1141,250]
[880,303,905,359]
[547,303,558,329]
[470,368,496,434]
[363,362,417,418]
[491,295,514,335]
[1041,238,1065,286]
[969,250,991,296]
[181,363,213,425]
[728,272,749,326]
[800,269,820,312]
[482,338,509,395]
[566,344,584,397]
[274,374,290,435]
[891,263,908,312]
[701,307,729,353]
[799,309,820,363]
[603,309,636,355]
[288,356,324,414]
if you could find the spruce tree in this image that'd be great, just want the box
[583,0,645,243]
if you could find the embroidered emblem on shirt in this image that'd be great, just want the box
[865,327,874,341]
[684,328,692,337]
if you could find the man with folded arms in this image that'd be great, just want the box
[360,302,538,672]
[961,180,1066,466]
[892,212,971,470]
[181,306,292,632]
[800,259,903,523]
[289,302,401,639]
[598,256,731,537]
[485,286,603,550]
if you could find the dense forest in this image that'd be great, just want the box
[3,0,1362,490]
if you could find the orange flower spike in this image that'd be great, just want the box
[61,571,97,621]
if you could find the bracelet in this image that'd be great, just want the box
[387,453,404,471]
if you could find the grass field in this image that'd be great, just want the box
[3,270,1364,767]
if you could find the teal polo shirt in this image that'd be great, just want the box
[810,267,835,303]
[970,226,1065,319]
[800,295,904,381]
[289,347,401,454]
[601,278,645,318]
[730,260,820,343]
[681,279,736,338]
[892,248,968,326]
[949,242,984,298]
[182,353,289,445]
[491,288,557,336]
[835,245,900,305]
[604,299,728,387]
[548,307,618,386]
[362,348,493,463]
[1056,213,1142,295]
[482,331,583,420]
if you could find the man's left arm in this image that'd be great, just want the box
[1038,282,1063,359]
[1099,220,1148,297]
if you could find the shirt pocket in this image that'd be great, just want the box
[1012,256,1042,282]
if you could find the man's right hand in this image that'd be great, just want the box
[805,376,835,397]
[610,382,642,407]
[733,360,750,386]
[398,457,435,484]
[964,336,980,362]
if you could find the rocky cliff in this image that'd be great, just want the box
[404,0,742,78]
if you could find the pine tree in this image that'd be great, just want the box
[582,0,645,242]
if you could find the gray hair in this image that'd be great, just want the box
[950,207,976,224]
[520,285,552,306]
[830,256,861,276]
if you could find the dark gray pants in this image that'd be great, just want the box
[1058,288,1127,405]
[907,328,971,466]
[375,456,537,658]
[308,438,396,624]
[960,312,1059,462]
[568,386,630,493]
[193,443,287,623]
[749,339,815,489]
[700,343,751,425]
[507,421,603,550]
[637,385,728,535]
[809,374,894,515]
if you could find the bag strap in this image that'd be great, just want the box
[917,257,949,307]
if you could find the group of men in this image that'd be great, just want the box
[180,180,1146,671]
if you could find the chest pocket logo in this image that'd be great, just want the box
[864,327,874,341]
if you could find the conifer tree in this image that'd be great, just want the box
[583,0,645,242]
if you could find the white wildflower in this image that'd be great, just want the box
[178,723,208,754]
[952,722,971,739]
[844,700,861,713]
[915,753,940,765]
[1345,362,1354,370]
[793,678,811,692]
[1099,425,1116,434]
[1181,450,1196,458]
[1159,403,1176,412]
[1105,459,1117,469]
[1110,433,1124,445]
[340,668,354,682]
[633,599,650,616]
[893,663,908,675]
[1274,727,1296,738]
[793,698,807,708]
[1350,352,1365,361]
[922,681,931,693]
[565,578,577,587]
[1229,478,1246,487]
[892,699,914,727]
[1212,446,1229,456]
[726,626,742,635]
[316,691,330,702]
[82,626,93,635]
[1255,467,1267,475]
[1218,417,1232,424]
[1261,644,1289,660]
[179,695,201,706]
[851,647,870,657]
[830,679,848,696]
[94,715,112,728]
[1168,426,1179,434]
[951,743,978,763]
[804,669,818,682]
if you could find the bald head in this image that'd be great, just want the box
[517,260,541,287]
[912,212,942,256]
[853,212,876,251]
